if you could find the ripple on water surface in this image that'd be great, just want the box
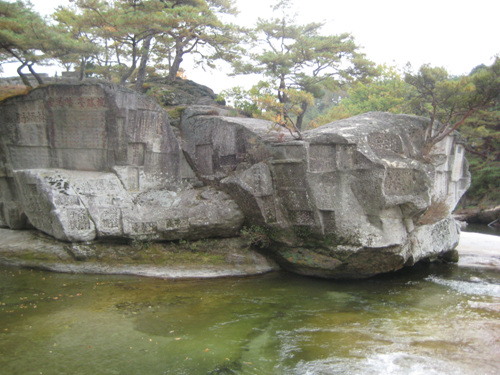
[1,265,500,374]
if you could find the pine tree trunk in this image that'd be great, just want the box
[295,101,309,131]
[135,35,153,92]
[168,50,183,82]
[278,76,287,103]
[120,63,137,85]
[120,41,138,85]
[27,63,44,85]
[78,58,86,81]
[17,64,32,87]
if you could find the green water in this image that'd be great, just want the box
[1,263,499,375]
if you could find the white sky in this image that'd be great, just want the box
[2,0,499,92]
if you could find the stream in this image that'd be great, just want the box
[1,257,499,374]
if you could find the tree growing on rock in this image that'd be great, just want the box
[232,0,375,133]
[56,0,165,85]
[0,0,90,86]
[54,0,241,89]
[404,57,500,147]
[154,0,241,83]
[53,0,119,82]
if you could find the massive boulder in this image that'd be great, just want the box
[0,81,471,278]
[180,108,470,278]
[0,81,243,242]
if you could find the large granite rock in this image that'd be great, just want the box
[0,82,243,242]
[180,108,470,278]
[0,82,471,278]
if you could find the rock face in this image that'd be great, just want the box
[0,82,243,242]
[0,82,471,278]
[180,108,470,278]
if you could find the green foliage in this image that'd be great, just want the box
[52,0,242,87]
[240,225,272,249]
[466,156,500,206]
[131,237,153,251]
[307,60,500,206]
[315,65,412,126]
[257,87,314,139]
[401,59,500,205]
[341,66,410,113]
[218,82,313,138]
[404,58,500,145]
[216,86,261,117]
[167,106,186,119]
[232,0,375,130]
[0,0,244,87]
[0,0,90,86]
[51,1,105,79]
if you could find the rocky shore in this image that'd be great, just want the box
[0,228,498,278]
[0,228,279,279]
[455,205,500,227]
[456,231,500,270]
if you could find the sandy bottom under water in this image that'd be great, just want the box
[1,253,499,375]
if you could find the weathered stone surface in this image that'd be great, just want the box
[181,109,470,278]
[0,82,243,242]
[144,78,218,107]
[0,81,182,186]
[10,168,242,242]
[0,82,471,279]
[0,228,278,278]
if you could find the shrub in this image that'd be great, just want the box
[240,225,272,249]
[417,199,449,225]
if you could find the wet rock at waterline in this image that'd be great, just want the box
[0,81,471,278]
[0,228,278,278]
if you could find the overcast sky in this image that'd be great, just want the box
[2,0,499,92]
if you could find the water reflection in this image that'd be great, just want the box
[1,263,499,374]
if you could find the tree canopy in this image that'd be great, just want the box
[50,0,241,88]
[313,65,411,126]
[405,58,500,146]
[0,0,241,88]
[232,0,375,133]
[0,0,90,86]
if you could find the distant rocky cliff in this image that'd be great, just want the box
[0,81,471,278]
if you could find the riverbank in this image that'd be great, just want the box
[0,228,498,278]
[456,231,500,270]
[0,228,279,279]
[454,205,500,227]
